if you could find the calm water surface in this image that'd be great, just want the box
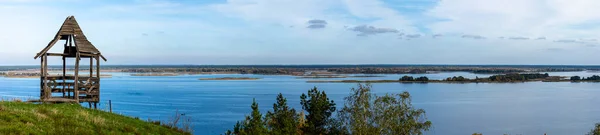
[1,71,600,135]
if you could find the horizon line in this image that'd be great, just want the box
[2,64,600,66]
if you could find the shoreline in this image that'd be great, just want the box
[2,65,598,76]
[307,79,600,83]
[199,77,261,80]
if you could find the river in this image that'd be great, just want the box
[1,71,600,134]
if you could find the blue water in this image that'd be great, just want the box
[1,72,600,134]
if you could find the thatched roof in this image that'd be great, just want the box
[34,16,106,61]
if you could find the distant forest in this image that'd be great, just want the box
[1,65,600,75]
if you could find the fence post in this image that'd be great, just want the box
[109,100,112,113]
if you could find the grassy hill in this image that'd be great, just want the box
[0,101,190,135]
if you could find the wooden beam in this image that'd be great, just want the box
[100,54,107,61]
[96,55,100,103]
[96,56,100,79]
[80,53,106,61]
[64,36,68,48]
[34,36,61,59]
[89,57,93,78]
[47,53,66,56]
[79,53,95,56]
[43,54,48,99]
[40,55,44,99]
[62,56,66,97]
[69,35,73,47]
[74,52,80,102]
[35,17,70,60]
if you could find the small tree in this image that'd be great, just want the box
[338,84,377,135]
[300,87,337,134]
[400,76,415,81]
[571,76,581,81]
[589,123,600,135]
[226,99,268,135]
[415,76,429,82]
[265,93,298,135]
[338,83,432,135]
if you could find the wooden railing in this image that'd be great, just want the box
[42,75,100,102]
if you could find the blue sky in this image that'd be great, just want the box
[1,0,600,65]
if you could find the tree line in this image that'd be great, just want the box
[399,76,429,82]
[570,75,600,81]
[488,73,549,82]
[113,66,585,75]
[398,73,551,83]
[225,84,600,135]
[225,84,431,135]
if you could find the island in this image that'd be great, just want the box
[349,75,385,78]
[199,77,261,80]
[297,75,348,78]
[307,73,600,83]
[130,73,179,76]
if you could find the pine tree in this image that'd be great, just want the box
[245,99,268,134]
[300,87,336,134]
[226,99,268,135]
[266,93,298,135]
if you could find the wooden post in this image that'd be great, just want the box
[40,56,44,99]
[62,56,66,97]
[96,55,100,79]
[90,57,93,78]
[43,54,48,99]
[96,55,100,104]
[74,52,80,102]
[63,36,68,98]
[109,100,112,113]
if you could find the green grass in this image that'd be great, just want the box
[0,101,190,135]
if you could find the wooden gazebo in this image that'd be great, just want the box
[33,16,106,108]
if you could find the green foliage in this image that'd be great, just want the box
[582,75,600,81]
[300,87,337,135]
[571,76,581,81]
[400,76,429,82]
[489,73,549,82]
[0,101,189,135]
[400,76,415,81]
[589,123,600,135]
[266,93,298,135]
[446,76,468,81]
[338,84,376,135]
[338,84,432,135]
[227,99,268,135]
[227,85,433,135]
[414,76,429,82]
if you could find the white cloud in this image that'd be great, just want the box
[2,0,600,65]
[427,0,600,40]
[508,37,530,40]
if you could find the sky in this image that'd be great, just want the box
[1,0,600,65]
